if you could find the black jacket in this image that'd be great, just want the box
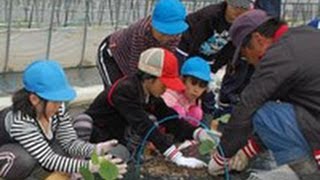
[220,26,320,157]
[178,2,254,106]
[178,2,234,72]
[86,75,196,153]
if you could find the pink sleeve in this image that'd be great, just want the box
[161,90,178,107]
[172,104,187,118]
[162,90,187,118]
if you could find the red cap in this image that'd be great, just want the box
[138,48,185,91]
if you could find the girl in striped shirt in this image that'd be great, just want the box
[0,60,127,179]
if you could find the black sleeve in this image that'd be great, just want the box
[220,44,298,157]
[150,98,197,142]
[85,90,110,126]
[111,85,172,153]
[177,5,217,59]
[210,42,235,73]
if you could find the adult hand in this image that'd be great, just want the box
[230,137,260,171]
[208,152,229,176]
[229,149,248,171]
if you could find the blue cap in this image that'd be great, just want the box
[308,18,320,29]
[181,57,212,82]
[152,0,188,35]
[23,60,76,101]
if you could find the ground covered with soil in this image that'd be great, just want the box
[70,105,249,180]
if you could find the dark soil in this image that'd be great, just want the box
[70,105,249,180]
[141,156,215,180]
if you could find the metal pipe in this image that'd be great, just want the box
[46,0,56,59]
[79,0,90,67]
[3,0,13,73]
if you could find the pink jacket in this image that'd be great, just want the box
[161,89,203,126]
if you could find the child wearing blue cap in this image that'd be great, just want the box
[96,0,189,88]
[0,60,127,179]
[161,57,212,127]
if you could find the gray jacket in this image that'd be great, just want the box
[221,26,320,157]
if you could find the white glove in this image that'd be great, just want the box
[89,154,128,179]
[208,152,229,176]
[229,149,249,171]
[163,145,207,168]
[193,128,221,146]
[96,139,118,155]
[177,140,198,151]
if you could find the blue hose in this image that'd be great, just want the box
[134,115,230,180]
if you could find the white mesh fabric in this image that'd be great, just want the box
[138,48,165,77]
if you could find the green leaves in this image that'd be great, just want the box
[80,150,119,180]
[80,166,94,180]
[91,150,99,165]
[99,159,119,180]
[198,140,215,155]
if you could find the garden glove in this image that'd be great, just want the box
[177,140,198,151]
[163,145,207,168]
[193,128,221,147]
[96,139,118,155]
[208,151,229,176]
[229,149,248,171]
[230,137,260,171]
[89,154,128,179]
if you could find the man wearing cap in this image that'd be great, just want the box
[96,0,188,88]
[176,0,253,120]
[208,10,320,179]
[79,48,219,168]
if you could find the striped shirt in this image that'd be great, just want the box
[4,104,95,173]
[109,16,181,75]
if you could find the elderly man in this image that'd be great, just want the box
[208,10,320,179]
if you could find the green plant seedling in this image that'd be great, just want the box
[80,150,119,180]
[199,140,215,155]
[99,159,119,180]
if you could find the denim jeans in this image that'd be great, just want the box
[253,102,310,165]
[251,101,320,179]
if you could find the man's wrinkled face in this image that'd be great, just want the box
[241,46,262,65]
[240,33,269,65]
